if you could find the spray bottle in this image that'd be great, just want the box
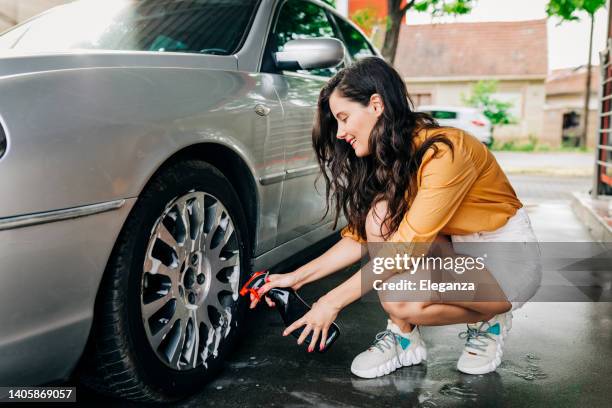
[240,270,340,352]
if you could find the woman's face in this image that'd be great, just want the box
[329,89,383,157]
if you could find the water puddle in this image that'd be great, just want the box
[438,382,479,400]
[229,357,272,369]
[501,353,548,380]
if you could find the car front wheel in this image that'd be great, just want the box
[79,160,250,402]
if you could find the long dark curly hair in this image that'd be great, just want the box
[312,57,453,241]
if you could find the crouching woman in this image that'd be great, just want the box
[252,57,540,377]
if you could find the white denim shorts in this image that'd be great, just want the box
[450,208,542,310]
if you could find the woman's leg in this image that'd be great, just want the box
[382,300,509,327]
[383,302,492,327]
[366,200,510,329]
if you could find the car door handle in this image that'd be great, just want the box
[254,104,271,116]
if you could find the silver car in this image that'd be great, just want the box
[0,0,380,401]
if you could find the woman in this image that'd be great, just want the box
[251,57,540,378]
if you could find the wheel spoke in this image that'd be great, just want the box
[142,291,173,320]
[204,202,223,250]
[210,202,224,232]
[218,223,235,251]
[169,318,188,368]
[211,281,234,300]
[196,303,213,329]
[185,312,199,369]
[149,258,173,276]
[179,201,194,251]
[219,250,239,268]
[191,194,206,251]
[157,222,179,250]
[150,311,179,351]
[146,257,179,287]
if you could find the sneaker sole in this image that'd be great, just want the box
[351,346,427,379]
[457,342,503,375]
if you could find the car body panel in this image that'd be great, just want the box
[0,66,293,254]
[0,198,136,386]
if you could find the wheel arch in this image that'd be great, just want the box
[142,142,260,258]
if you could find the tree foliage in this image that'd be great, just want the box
[463,81,515,126]
[546,0,606,20]
[351,8,382,37]
[413,0,475,16]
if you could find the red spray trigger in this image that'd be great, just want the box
[240,270,269,302]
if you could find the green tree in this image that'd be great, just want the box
[382,0,475,65]
[463,80,515,126]
[547,0,607,147]
[351,7,382,37]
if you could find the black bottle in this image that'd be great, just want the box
[240,271,340,352]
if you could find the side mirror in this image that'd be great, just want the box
[274,38,344,71]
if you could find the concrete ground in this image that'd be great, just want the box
[492,152,594,177]
[75,172,612,407]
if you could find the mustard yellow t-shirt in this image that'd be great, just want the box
[341,127,522,245]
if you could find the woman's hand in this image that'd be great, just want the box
[283,298,341,352]
[249,271,304,309]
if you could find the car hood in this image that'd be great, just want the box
[0,50,238,78]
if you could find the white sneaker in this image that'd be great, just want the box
[456,312,512,375]
[351,319,427,379]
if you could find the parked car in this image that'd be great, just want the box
[0,0,380,402]
[418,105,493,146]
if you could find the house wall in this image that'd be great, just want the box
[544,91,600,148]
[405,78,546,141]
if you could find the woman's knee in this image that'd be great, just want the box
[366,199,391,241]
[381,301,429,320]
[490,301,512,315]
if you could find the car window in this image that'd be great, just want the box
[332,15,374,61]
[0,0,259,56]
[273,0,341,77]
[427,110,458,120]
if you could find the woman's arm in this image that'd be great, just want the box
[295,236,363,287]
[318,267,362,309]
[251,235,363,308]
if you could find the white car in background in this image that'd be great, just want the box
[418,105,493,146]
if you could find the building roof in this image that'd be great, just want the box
[546,66,599,96]
[395,19,548,79]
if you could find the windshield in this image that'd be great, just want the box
[0,0,259,55]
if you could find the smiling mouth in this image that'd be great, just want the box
[348,139,357,148]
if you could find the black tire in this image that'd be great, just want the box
[78,160,251,402]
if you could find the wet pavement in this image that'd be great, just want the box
[76,174,612,407]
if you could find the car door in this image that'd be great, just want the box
[265,0,347,244]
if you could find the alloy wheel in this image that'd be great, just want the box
[141,192,241,370]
